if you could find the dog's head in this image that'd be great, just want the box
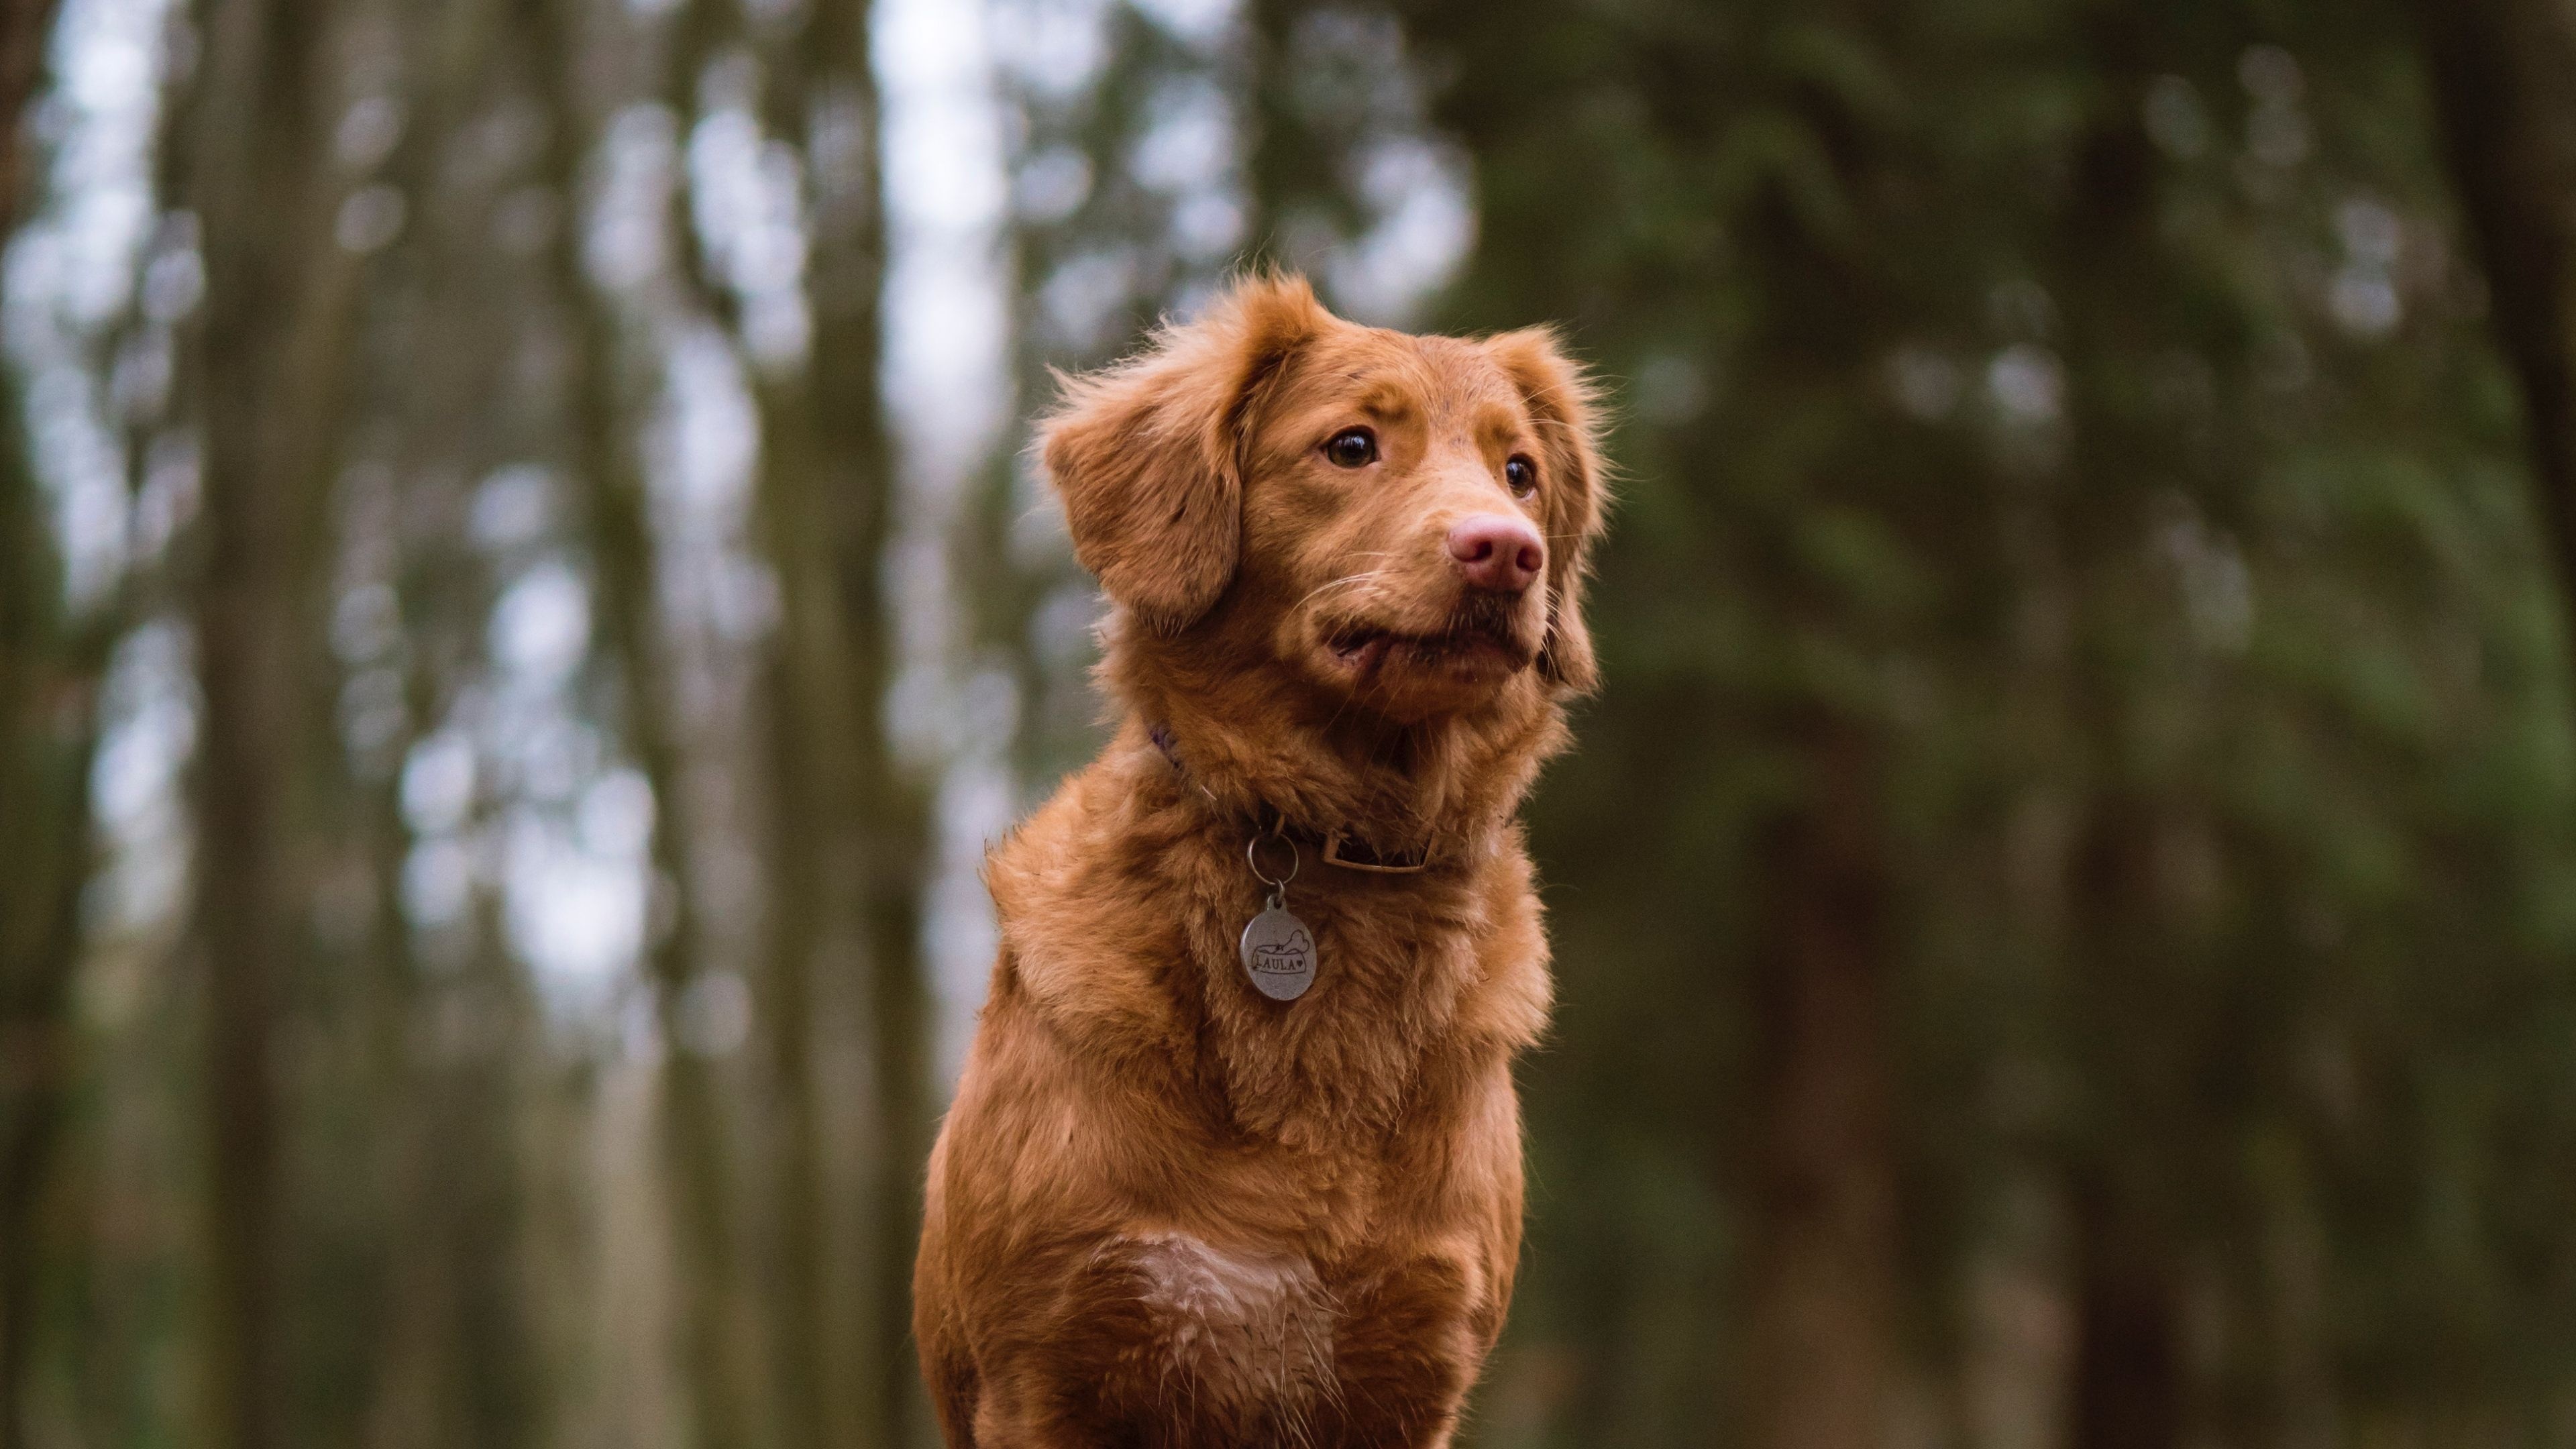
[1042,274,1605,739]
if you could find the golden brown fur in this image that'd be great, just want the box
[913,274,1607,1448]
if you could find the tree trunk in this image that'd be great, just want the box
[186,0,358,1436]
[726,19,874,1448]
[1748,718,1900,1449]
[359,3,545,1430]
[580,217,759,1449]
[2059,799,2185,1449]
[2046,60,2196,1449]
[750,382,841,1449]
[0,466,102,1449]
[527,0,762,1441]
[2064,1177,2182,1449]
[0,645,99,1449]
[0,9,90,1442]
[761,5,936,1441]
[0,0,61,241]
[2417,0,2576,634]
[861,804,928,1449]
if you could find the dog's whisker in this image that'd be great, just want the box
[1291,569,1386,614]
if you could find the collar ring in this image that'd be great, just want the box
[1246,831,1300,890]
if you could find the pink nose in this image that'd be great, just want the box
[1446,514,1544,594]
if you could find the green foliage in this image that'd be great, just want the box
[1403,0,2576,1440]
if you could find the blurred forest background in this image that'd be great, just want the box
[12,0,2576,1445]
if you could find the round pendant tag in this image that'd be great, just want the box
[1238,906,1318,1001]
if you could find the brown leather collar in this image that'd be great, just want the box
[1148,722,1434,874]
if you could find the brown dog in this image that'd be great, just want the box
[913,273,1606,1448]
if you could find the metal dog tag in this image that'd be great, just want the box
[1238,901,1317,1001]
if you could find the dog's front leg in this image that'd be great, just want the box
[1325,1244,1507,1449]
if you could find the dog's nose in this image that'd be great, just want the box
[1446,514,1545,594]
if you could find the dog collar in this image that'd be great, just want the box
[1147,722,1435,874]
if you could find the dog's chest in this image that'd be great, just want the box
[1115,1233,1337,1414]
[1101,1226,1490,1441]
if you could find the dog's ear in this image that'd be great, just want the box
[1487,327,1608,694]
[1040,275,1328,633]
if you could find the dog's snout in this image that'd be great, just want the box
[1446,514,1544,594]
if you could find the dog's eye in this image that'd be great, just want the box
[1504,455,1538,496]
[1324,428,1378,469]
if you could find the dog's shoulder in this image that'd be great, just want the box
[984,759,1208,1063]
[1444,826,1555,1052]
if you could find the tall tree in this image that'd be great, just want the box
[794,6,936,1434]
[339,0,555,1434]
[645,0,929,1436]
[1746,721,1900,1449]
[0,441,101,1449]
[0,10,89,1446]
[0,0,89,1435]
[700,0,916,1439]
[0,0,61,239]
[529,0,767,1440]
[185,0,366,1436]
[2416,0,2576,634]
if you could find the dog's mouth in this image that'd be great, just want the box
[1324,609,1533,683]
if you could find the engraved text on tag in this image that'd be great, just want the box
[1238,906,1317,1001]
